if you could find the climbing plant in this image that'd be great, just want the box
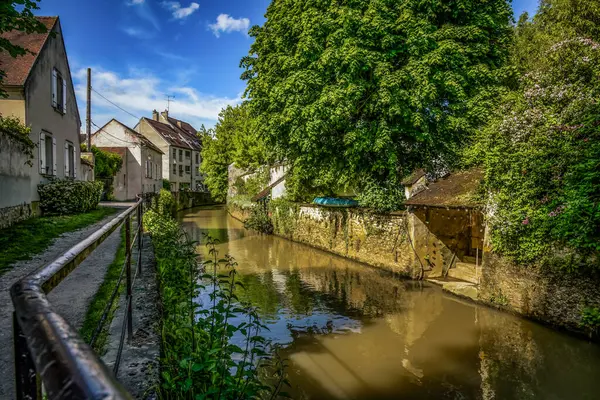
[0,115,34,165]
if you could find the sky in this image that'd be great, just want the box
[34,0,540,131]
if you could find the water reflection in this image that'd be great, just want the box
[180,206,600,400]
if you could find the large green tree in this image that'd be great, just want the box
[0,1,47,96]
[469,0,600,267]
[200,104,269,203]
[242,0,513,197]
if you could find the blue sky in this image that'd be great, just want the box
[35,0,540,131]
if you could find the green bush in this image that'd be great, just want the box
[356,178,405,213]
[244,205,274,234]
[0,115,35,165]
[144,206,287,399]
[162,179,171,191]
[38,180,103,215]
[581,307,600,339]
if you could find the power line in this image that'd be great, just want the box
[91,88,140,120]
[91,120,138,146]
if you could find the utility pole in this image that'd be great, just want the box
[86,68,92,151]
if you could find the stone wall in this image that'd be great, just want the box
[480,252,600,335]
[0,202,36,229]
[230,203,417,277]
[173,191,217,211]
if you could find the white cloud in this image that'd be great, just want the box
[127,0,145,5]
[209,14,250,38]
[122,26,155,39]
[75,67,240,129]
[161,2,200,20]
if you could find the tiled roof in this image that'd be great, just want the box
[111,119,164,154]
[144,117,200,150]
[404,168,484,208]
[401,169,426,185]
[0,17,57,86]
[167,116,201,150]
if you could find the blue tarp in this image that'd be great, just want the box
[312,197,359,207]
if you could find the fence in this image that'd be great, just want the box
[10,199,146,400]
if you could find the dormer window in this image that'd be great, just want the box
[52,68,66,114]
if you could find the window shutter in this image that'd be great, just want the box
[73,146,77,179]
[62,79,67,114]
[64,142,69,177]
[52,137,57,176]
[39,133,46,173]
[52,69,57,108]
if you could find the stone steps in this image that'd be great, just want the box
[447,261,478,284]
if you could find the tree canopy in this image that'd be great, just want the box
[242,0,513,196]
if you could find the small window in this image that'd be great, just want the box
[52,69,66,114]
[179,149,183,162]
[179,164,183,177]
[185,151,190,159]
[39,132,56,176]
[172,148,177,160]
[173,164,177,174]
[185,165,191,174]
[195,153,199,164]
[64,141,75,178]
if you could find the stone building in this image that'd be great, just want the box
[135,110,202,192]
[91,119,163,201]
[0,16,90,227]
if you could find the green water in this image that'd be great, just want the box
[180,206,600,400]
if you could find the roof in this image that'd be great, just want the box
[404,168,484,208]
[252,175,287,202]
[97,147,126,158]
[0,17,57,86]
[143,117,200,151]
[111,119,164,154]
[401,169,426,185]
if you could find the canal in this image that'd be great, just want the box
[179,206,600,400]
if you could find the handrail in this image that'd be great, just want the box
[10,199,145,400]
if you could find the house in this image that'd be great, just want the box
[0,16,86,227]
[402,168,485,289]
[135,110,202,192]
[91,119,163,201]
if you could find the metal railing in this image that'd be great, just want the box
[10,199,147,400]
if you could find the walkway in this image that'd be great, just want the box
[0,207,124,399]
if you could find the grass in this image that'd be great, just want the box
[0,207,119,276]
[80,225,127,353]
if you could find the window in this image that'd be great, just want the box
[185,151,191,160]
[52,69,66,114]
[179,165,183,177]
[179,149,183,162]
[185,165,191,174]
[172,148,177,160]
[39,132,56,176]
[64,141,76,178]
[173,164,177,175]
[195,153,199,164]
[145,160,151,178]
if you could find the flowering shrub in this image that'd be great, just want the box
[38,180,103,215]
[471,38,600,267]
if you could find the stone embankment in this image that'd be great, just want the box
[229,203,600,339]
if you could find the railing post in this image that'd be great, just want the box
[137,202,143,275]
[13,312,41,400]
[125,215,133,343]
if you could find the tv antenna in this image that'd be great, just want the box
[166,95,175,112]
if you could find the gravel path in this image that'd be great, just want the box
[0,208,123,400]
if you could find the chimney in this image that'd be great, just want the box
[152,110,159,121]
[161,110,169,122]
[177,120,182,128]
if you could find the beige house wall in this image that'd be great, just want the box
[92,120,162,201]
[0,19,82,215]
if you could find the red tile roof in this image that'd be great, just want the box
[168,116,201,150]
[0,16,57,86]
[404,168,484,208]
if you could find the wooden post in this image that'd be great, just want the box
[86,68,92,151]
